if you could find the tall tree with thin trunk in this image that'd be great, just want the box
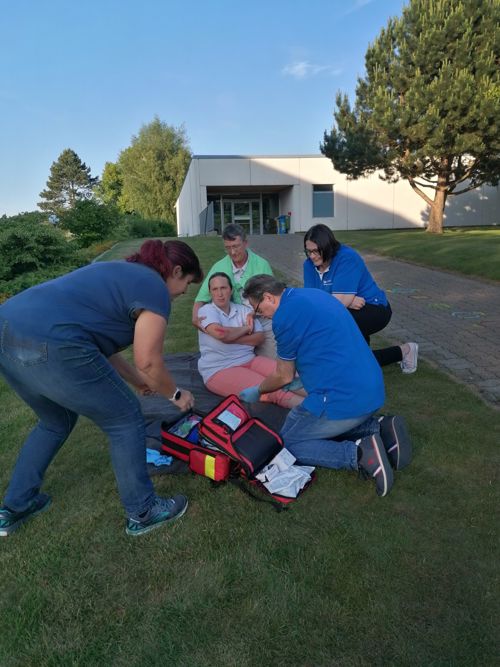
[39,149,98,217]
[117,117,191,221]
[321,0,500,233]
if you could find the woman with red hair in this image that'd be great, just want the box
[0,239,202,538]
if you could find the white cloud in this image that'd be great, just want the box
[343,0,375,16]
[282,61,342,80]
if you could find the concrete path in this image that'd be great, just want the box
[249,234,500,409]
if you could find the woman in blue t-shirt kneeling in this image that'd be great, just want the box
[303,224,418,372]
[0,240,203,538]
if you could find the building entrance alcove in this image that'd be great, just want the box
[207,190,280,235]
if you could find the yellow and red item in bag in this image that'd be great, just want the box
[161,412,231,482]
[188,449,231,482]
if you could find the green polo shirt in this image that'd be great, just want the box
[195,249,273,304]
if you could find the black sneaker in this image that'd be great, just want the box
[125,494,188,536]
[378,415,412,470]
[0,493,52,537]
[357,434,394,497]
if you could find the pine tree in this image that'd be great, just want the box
[39,149,99,217]
[321,0,500,233]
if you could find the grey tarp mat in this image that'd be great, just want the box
[139,352,290,474]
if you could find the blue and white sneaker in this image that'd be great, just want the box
[126,495,188,536]
[0,493,52,537]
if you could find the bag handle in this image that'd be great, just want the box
[229,477,288,513]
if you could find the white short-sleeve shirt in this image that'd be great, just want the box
[197,302,263,383]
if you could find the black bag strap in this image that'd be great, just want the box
[229,477,288,513]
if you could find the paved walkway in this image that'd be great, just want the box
[249,234,500,409]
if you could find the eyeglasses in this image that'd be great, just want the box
[252,297,263,316]
[224,241,244,254]
[304,248,321,257]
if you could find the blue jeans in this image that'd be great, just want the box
[280,405,378,469]
[0,319,155,520]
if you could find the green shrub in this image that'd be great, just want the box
[0,262,86,302]
[79,240,117,261]
[0,210,48,226]
[0,239,116,302]
[60,200,121,247]
[0,221,76,281]
[125,214,176,238]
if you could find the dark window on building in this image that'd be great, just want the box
[312,184,334,218]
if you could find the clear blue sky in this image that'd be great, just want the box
[0,0,405,216]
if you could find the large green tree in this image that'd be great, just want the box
[39,149,98,217]
[321,0,500,233]
[95,161,123,208]
[117,117,191,221]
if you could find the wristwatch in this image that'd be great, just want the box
[170,387,182,402]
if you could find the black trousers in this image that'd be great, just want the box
[348,303,402,367]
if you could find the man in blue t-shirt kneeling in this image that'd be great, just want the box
[240,275,413,497]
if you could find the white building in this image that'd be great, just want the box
[175,154,499,236]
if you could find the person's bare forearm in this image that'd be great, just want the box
[133,309,194,411]
[192,301,207,330]
[332,293,355,307]
[349,295,366,310]
[135,353,178,397]
[258,367,294,394]
[218,325,251,342]
[108,353,145,388]
[231,332,265,347]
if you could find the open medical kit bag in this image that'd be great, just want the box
[161,395,315,508]
[160,411,231,482]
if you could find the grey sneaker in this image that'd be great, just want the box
[357,434,394,497]
[126,494,188,536]
[378,415,412,470]
[401,342,418,374]
[0,493,52,537]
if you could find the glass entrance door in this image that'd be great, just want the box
[232,201,252,236]
[218,198,263,234]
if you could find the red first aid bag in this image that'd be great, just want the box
[198,395,283,477]
[161,412,231,482]
[161,395,315,508]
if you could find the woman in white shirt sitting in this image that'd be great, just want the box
[198,272,303,409]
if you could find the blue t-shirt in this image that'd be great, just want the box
[303,245,387,306]
[0,261,171,357]
[273,288,385,419]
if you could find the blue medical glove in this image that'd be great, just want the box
[283,377,303,392]
[239,386,261,402]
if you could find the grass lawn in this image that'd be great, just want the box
[0,236,498,666]
[334,227,500,282]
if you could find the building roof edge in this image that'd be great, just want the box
[191,154,325,159]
